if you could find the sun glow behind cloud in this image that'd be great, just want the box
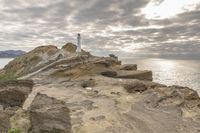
[142,0,200,19]
[0,0,200,56]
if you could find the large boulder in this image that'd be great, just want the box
[116,70,153,81]
[28,93,71,133]
[120,64,137,71]
[145,85,200,119]
[123,81,147,93]
[101,70,117,77]
[0,80,33,132]
[0,80,33,109]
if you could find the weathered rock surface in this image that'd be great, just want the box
[4,45,59,76]
[0,80,33,132]
[120,64,137,71]
[0,80,33,109]
[28,93,71,133]
[0,111,11,132]
[81,78,96,88]
[10,109,31,133]
[116,70,153,81]
[0,43,200,133]
[123,81,147,93]
[101,70,117,77]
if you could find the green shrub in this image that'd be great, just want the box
[8,128,22,133]
[29,55,41,63]
[0,72,17,81]
[62,43,77,53]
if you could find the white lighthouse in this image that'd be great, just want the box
[76,33,81,53]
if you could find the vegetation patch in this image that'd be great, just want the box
[4,55,42,77]
[0,71,17,81]
[8,128,22,133]
[62,43,77,53]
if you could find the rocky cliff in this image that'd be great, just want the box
[0,43,200,133]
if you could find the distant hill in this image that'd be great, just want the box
[0,50,26,58]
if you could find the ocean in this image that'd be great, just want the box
[0,58,200,93]
[120,57,200,93]
[0,58,13,69]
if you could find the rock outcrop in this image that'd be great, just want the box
[123,81,147,93]
[0,111,10,133]
[120,64,137,71]
[0,43,200,133]
[145,85,200,119]
[0,80,33,109]
[116,70,153,81]
[62,43,77,53]
[101,70,118,77]
[0,80,33,132]
[28,93,71,133]
[4,45,59,77]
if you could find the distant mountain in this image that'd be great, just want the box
[0,50,26,58]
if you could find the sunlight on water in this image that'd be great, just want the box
[120,57,200,93]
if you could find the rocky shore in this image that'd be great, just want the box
[0,43,200,133]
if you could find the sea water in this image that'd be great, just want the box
[120,57,200,93]
[0,58,13,69]
[0,57,200,93]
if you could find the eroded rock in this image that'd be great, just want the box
[0,80,33,109]
[120,64,137,71]
[1,44,200,133]
[123,81,147,93]
[81,78,96,88]
[4,45,59,76]
[0,80,33,132]
[10,108,31,133]
[117,70,153,81]
[101,70,117,77]
[93,60,112,67]
[0,111,11,132]
[28,93,71,133]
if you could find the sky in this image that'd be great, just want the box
[0,0,200,58]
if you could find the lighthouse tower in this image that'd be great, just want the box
[76,33,81,53]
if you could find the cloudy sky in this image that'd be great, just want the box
[0,0,200,57]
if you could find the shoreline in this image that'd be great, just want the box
[0,44,200,132]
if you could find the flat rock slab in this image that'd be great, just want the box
[120,64,137,71]
[101,71,117,77]
[116,70,152,81]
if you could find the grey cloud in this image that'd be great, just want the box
[0,0,200,58]
[73,0,150,26]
